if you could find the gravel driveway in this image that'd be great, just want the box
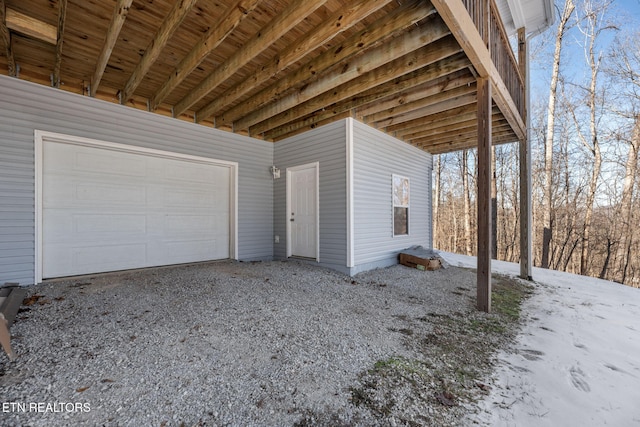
[0,260,520,426]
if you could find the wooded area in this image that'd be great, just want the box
[433,0,640,287]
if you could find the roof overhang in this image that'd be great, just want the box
[498,0,556,36]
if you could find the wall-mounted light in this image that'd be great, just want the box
[270,166,280,180]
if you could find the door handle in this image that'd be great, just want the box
[290,218,295,222]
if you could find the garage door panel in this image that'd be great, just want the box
[44,143,148,178]
[43,177,148,207]
[74,151,148,177]
[44,243,149,278]
[44,211,148,239]
[163,188,217,208]
[161,239,226,262]
[42,140,232,278]
[74,214,148,234]
[165,160,224,183]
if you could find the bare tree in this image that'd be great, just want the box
[462,150,473,255]
[434,155,442,248]
[607,32,640,283]
[541,0,575,269]
[571,0,617,276]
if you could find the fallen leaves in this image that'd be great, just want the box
[435,390,456,407]
[22,294,47,306]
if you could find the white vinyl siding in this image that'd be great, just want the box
[352,119,432,272]
[274,121,347,273]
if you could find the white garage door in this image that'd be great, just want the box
[41,139,233,278]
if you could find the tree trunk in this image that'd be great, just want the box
[434,155,441,249]
[616,116,639,282]
[599,237,613,279]
[579,3,604,276]
[542,0,575,269]
[462,150,472,256]
[491,146,498,259]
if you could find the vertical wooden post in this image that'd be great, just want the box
[518,27,533,280]
[477,76,492,313]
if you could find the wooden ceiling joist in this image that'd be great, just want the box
[90,0,134,97]
[273,110,355,141]
[215,0,436,128]
[355,67,474,119]
[420,123,514,148]
[365,83,477,127]
[1,0,529,155]
[242,16,453,135]
[5,7,56,44]
[376,90,477,130]
[174,0,329,117]
[149,0,262,111]
[265,57,472,141]
[52,0,67,88]
[120,0,197,104]
[0,0,16,76]
[412,117,507,146]
[194,0,393,124]
[388,103,478,136]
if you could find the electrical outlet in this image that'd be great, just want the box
[274,235,280,243]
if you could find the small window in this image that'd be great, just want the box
[393,175,409,236]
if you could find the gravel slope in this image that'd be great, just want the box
[0,260,520,426]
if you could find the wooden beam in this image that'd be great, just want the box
[405,107,500,140]
[174,0,329,117]
[149,0,261,111]
[52,0,67,88]
[366,84,476,128]
[121,0,197,104]
[416,122,511,147]
[0,0,16,76]
[477,75,492,313]
[426,130,515,154]
[260,37,460,138]
[195,0,393,123]
[355,67,473,119]
[376,91,476,130]
[91,0,134,97]
[388,103,478,135]
[266,60,471,140]
[431,0,524,141]
[217,0,435,127]
[242,19,454,135]
[401,108,484,140]
[5,7,56,44]
[518,27,532,280]
[272,110,354,141]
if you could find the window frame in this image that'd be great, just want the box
[392,174,410,237]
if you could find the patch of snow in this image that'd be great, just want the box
[438,251,640,426]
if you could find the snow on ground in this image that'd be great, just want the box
[438,252,640,427]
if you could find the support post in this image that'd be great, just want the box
[477,76,492,312]
[518,27,533,280]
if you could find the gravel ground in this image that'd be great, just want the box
[0,260,525,426]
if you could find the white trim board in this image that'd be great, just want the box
[346,118,355,268]
[34,130,239,283]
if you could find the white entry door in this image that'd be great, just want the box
[287,163,319,260]
[38,134,236,279]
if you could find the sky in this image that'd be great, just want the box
[529,0,640,102]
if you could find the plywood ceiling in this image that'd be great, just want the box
[0,0,521,153]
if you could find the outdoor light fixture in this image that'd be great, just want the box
[270,166,280,179]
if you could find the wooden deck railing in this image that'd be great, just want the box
[461,0,525,119]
